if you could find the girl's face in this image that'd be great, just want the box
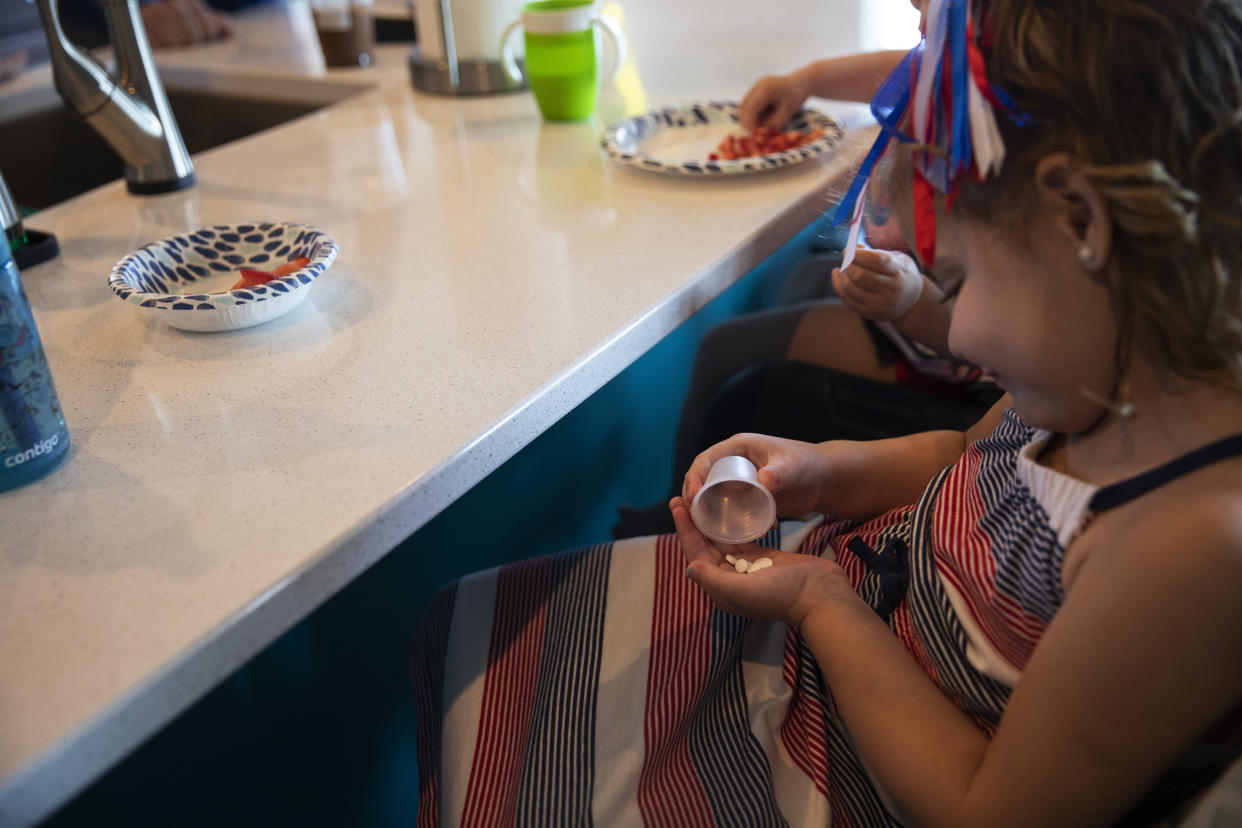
[932,212,1120,434]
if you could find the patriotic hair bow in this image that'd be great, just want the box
[832,0,1030,269]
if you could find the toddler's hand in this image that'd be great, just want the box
[671,497,844,627]
[682,433,828,520]
[738,73,809,131]
[831,247,925,322]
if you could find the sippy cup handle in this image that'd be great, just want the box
[500,20,525,84]
[593,14,627,82]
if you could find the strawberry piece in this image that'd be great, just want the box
[711,126,822,161]
[271,256,310,277]
[227,257,310,291]
[230,267,276,291]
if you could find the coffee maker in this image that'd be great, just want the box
[409,0,527,94]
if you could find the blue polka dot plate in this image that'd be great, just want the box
[602,101,843,177]
[108,222,338,332]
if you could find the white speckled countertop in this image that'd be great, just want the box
[0,1,915,824]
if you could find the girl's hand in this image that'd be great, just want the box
[739,73,809,131]
[682,433,829,520]
[671,496,846,627]
[831,247,925,322]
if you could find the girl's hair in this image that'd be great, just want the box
[902,0,1242,390]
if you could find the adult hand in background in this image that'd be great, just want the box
[141,0,232,48]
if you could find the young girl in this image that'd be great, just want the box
[412,1,1242,824]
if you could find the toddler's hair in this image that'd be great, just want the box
[900,0,1242,389]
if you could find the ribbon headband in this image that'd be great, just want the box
[831,0,1031,268]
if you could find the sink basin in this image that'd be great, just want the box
[0,85,359,211]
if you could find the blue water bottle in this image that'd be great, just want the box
[0,241,69,492]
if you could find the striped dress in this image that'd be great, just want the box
[411,409,1241,826]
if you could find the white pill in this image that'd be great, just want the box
[748,557,773,572]
[734,558,750,573]
[725,554,737,564]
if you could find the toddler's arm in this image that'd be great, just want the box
[739,50,908,130]
[791,50,912,103]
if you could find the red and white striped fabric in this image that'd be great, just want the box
[415,521,852,827]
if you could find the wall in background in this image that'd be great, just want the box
[860,0,922,50]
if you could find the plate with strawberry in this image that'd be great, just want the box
[602,101,843,177]
[108,222,338,332]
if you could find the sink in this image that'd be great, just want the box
[0,85,360,211]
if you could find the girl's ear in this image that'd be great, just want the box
[1033,152,1112,272]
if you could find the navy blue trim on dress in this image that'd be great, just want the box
[1089,434,1242,513]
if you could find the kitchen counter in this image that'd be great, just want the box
[0,1,915,824]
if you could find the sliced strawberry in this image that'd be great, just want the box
[230,267,276,291]
[228,257,310,291]
[712,126,820,161]
[270,256,310,277]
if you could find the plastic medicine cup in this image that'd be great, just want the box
[690,455,777,546]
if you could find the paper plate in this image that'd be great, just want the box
[602,101,843,176]
[108,222,338,332]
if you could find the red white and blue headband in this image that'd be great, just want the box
[832,0,1031,268]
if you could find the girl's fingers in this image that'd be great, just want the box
[853,247,913,279]
[670,497,719,567]
[738,97,765,131]
[849,247,893,273]
[765,100,800,130]
[684,554,732,591]
[754,465,780,495]
[684,548,776,617]
[683,439,762,502]
[838,264,890,296]
[739,79,778,130]
[833,269,881,315]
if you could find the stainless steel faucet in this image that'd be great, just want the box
[33,0,195,194]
